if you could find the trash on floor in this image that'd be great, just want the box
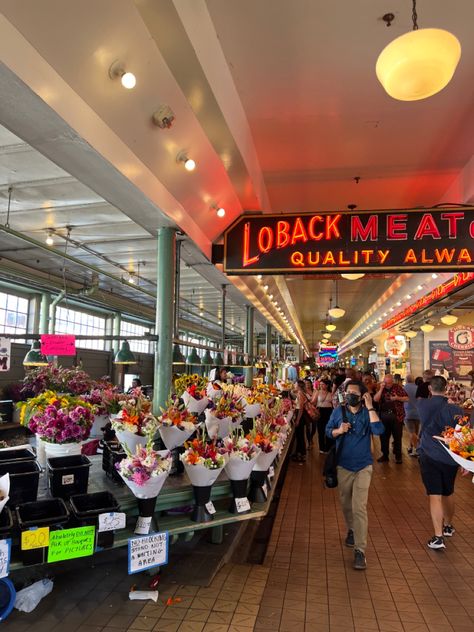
[14,578,53,613]
[128,590,159,602]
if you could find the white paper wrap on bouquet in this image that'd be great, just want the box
[159,425,197,450]
[182,461,225,487]
[253,448,279,472]
[437,440,474,473]
[181,391,209,415]
[244,402,261,419]
[205,411,233,439]
[90,414,109,438]
[0,473,10,513]
[225,452,260,480]
[120,468,170,499]
[115,430,148,453]
[206,384,223,401]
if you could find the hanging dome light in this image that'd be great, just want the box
[328,281,345,319]
[420,323,435,333]
[114,341,137,365]
[341,273,365,281]
[405,330,418,339]
[440,313,458,326]
[326,323,337,332]
[376,1,461,101]
[23,341,48,367]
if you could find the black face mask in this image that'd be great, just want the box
[346,393,361,407]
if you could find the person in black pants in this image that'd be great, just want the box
[293,380,308,463]
[374,374,408,463]
[316,379,334,453]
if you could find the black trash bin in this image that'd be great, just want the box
[69,491,120,549]
[16,498,69,565]
[0,508,13,539]
[0,461,41,506]
[0,448,35,463]
[102,441,125,485]
[47,455,91,499]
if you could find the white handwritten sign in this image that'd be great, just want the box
[128,532,168,574]
[98,512,126,533]
[235,498,251,513]
[134,516,152,535]
[205,501,216,515]
[262,483,268,499]
[0,539,11,578]
[0,338,11,372]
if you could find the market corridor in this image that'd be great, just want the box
[8,446,473,632]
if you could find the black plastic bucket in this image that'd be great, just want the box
[0,508,13,537]
[16,498,69,565]
[0,460,41,506]
[0,448,36,463]
[47,455,91,499]
[69,492,120,549]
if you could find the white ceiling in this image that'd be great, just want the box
[0,0,472,353]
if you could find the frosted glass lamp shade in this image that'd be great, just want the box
[420,323,434,333]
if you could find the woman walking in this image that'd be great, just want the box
[317,379,334,453]
[293,380,309,462]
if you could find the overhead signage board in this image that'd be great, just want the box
[382,272,474,330]
[222,209,473,275]
[41,334,76,356]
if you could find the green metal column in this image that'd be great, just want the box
[113,313,121,354]
[244,305,254,387]
[39,293,51,334]
[265,323,273,385]
[153,227,176,413]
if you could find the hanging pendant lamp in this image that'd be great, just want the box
[172,344,186,365]
[440,313,458,326]
[420,322,434,333]
[376,0,461,101]
[341,273,365,281]
[114,341,137,365]
[201,349,214,365]
[23,341,48,367]
[187,348,201,365]
[328,282,345,319]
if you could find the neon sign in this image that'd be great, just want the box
[222,209,474,274]
[382,272,474,330]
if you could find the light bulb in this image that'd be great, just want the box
[216,207,226,218]
[263,285,269,291]
[121,71,136,89]
[128,274,135,284]
[45,233,54,246]
[328,306,345,319]
[341,273,365,281]
[432,273,438,279]
[257,275,262,281]
[199,311,204,317]
[417,285,423,291]
[440,314,458,326]
[184,158,196,171]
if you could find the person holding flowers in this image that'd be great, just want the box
[417,376,463,550]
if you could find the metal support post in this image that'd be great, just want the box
[265,323,273,384]
[112,313,121,354]
[221,285,226,351]
[39,293,51,334]
[153,227,176,413]
[173,239,182,337]
[244,305,254,387]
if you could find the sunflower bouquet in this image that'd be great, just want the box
[174,374,208,399]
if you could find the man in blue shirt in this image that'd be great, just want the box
[326,380,384,570]
[417,376,463,550]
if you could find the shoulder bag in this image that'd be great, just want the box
[304,393,320,421]
[323,406,348,488]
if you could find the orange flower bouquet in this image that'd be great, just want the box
[438,415,474,473]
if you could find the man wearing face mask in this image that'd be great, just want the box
[326,380,384,570]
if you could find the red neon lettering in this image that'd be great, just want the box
[351,215,378,241]
[434,248,455,263]
[361,250,374,264]
[387,214,407,240]
[276,221,290,249]
[414,213,441,240]
[404,249,417,263]
[308,215,324,240]
[326,214,342,239]
[441,212,464,238]
[243,222,259,267]
[322,251,335,265]
[458,248,472,263]
[471,221,474,238]
[421,249,434,263]
[290,218,308,245]
[258,226,273,253]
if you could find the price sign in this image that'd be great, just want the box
[98,512,126,533]
[262,483,268,499]
[268,466,275,479]
[21,527,50,550]
[128,531,168,574]
[47,526,95,563]
[0,539,11,578]
[205,501,216,515]
[134,516,152,535]
[235,498,251,513]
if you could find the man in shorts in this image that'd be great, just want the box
[417,376,463,550]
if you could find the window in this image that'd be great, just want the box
[0,291,29,340]
[120,320,152,354]
[55,306,106,350]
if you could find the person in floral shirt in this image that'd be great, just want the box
[374,374,408,464]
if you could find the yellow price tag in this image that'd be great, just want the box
[21,527,50,550]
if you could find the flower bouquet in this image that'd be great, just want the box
[180,435,226,522]
[220,432,260,514]
[158,396,200,450]
[181,384,209,415]
[205,392,244,439]
[227,384,263,419]
[247,423,280,503]
[116,442,171,534]
[206,380,224,401]
[84,384,120,437]
[26,392,95,463]
[437,415,474,474]
[111,389,159,453]
[22,363,94,395]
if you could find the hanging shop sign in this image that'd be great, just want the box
[41,334,76,356]
[0,338,11,372]
[448,325,474,351]
[319,344,338,365]
[221,209,474,275]
[429,341,474,380]
[384,335,407,358]
[382,272,474,330]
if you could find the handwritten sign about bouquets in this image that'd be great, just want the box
[0,539,11,578]
[21,527,50,550]
[40,334,76,356]
[47,526,95,563]
[128,531,168,575]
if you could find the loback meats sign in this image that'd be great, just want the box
[222,209,474,274]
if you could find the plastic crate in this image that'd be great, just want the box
[0,448,35,463]
[0,460,41,506]
[16,498,69,565]
[69,491,120,549]
[47,455,91,499]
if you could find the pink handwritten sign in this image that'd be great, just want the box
[41,334,76,356]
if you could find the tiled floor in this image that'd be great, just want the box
[6,441,474,632]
